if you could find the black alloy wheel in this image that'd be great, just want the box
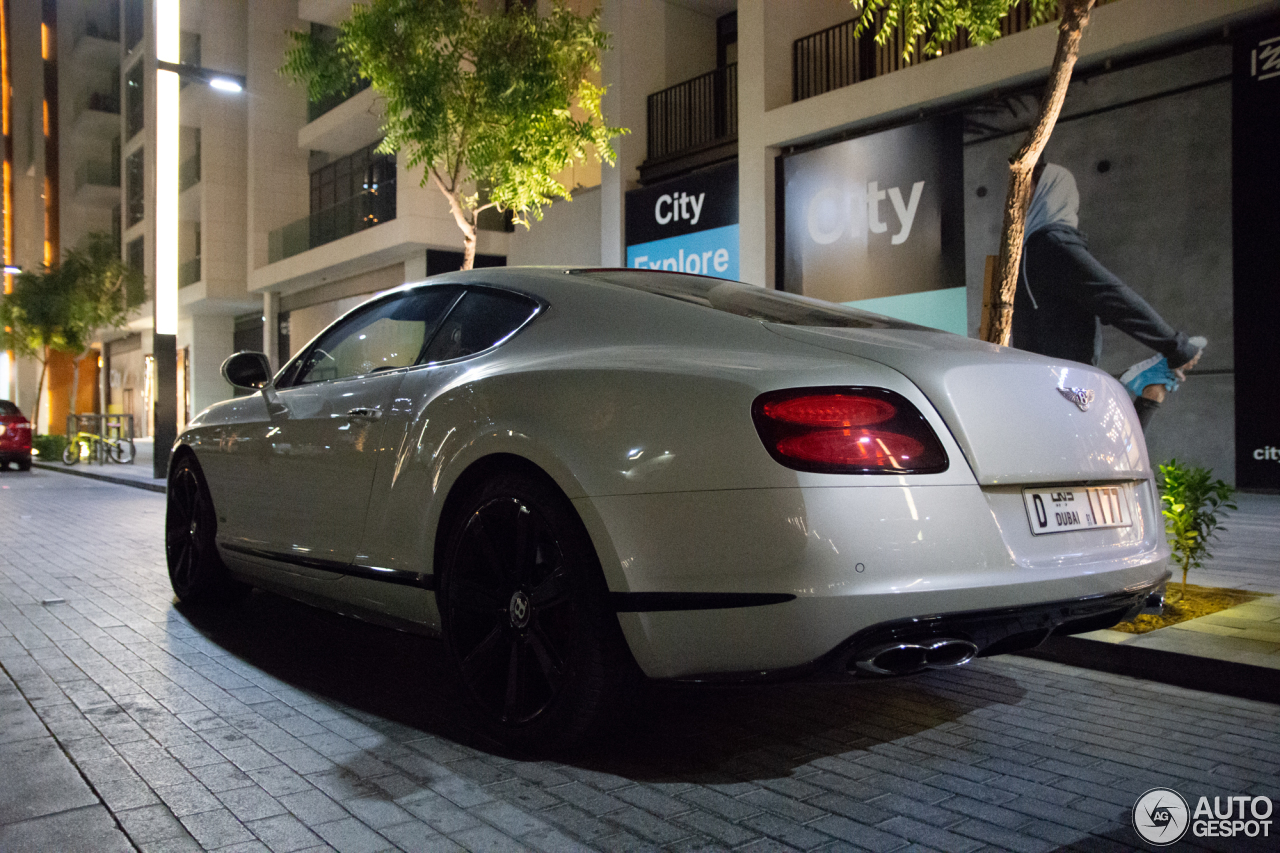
[166,456,248,605]
[440,471,629,751]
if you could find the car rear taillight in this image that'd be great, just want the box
[752,387,948,474]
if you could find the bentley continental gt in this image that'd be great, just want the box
[168,268,1169,748]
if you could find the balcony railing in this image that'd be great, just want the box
[309,78,373,123]
[179,154,200,192]
[646,63,737,164]
[267,181,397,264]
[75,160,119,189]
[793,1,1050,101]
[179,257,201,288]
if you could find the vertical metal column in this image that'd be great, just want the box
[152,333,176,479]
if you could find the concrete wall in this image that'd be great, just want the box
[600,0,721,266]
[761,0,852,111]
[508,187,602,268]
[246,0,309,274]
[199,0,250,304]
[181,313,235,416]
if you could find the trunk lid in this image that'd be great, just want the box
[766,324,1149,485]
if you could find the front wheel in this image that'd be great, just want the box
[62,441,81,465]
[166,455,249,605]
[438,470,633,752]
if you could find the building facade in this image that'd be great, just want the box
[3,0,1276,489]
[512,0,1279,488]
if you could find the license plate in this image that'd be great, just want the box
[1023,484,1133,535]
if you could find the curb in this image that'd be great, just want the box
[1017,635,1280,705]
[31,461,166,493]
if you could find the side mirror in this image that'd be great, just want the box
[221,351,273,390]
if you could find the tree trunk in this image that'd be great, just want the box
[460,220,477,271]
[982,0,1096,346]
[428,170,479,271]
[70,349,85,419]
[32,349,48,434]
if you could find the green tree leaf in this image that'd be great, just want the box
[0,232,142,431]
[281,0,626,270]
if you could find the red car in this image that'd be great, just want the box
[0,399,32,471]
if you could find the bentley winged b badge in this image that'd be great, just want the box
[1058,386,1095,412]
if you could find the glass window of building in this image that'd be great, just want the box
[124,0,143,51]
[303,142,397,249]
[125,61,144,139]
[309,142,396,216]
[126,237,144,283]
[125,149,144,226]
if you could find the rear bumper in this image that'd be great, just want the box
[643,573,1168,683]
[581,482,1169,679]
[0,449,31,462]
[805,574,1167,681]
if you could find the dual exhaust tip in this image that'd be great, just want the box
[853,637,979,676]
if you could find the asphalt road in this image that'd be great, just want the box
[2,468,1276,852]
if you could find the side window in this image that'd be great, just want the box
[421,289,539,364]
[292,288,458,385]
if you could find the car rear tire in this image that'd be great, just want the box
[438,470,632,752]
[166,456,249,605]
[17,456,31,471]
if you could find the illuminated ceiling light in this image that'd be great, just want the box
[208,76,242,93]
[2,265,20,275]
[155,0,180,337]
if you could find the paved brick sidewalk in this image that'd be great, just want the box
[2,469,1277,853]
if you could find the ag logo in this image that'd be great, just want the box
[1134,787,1190,846]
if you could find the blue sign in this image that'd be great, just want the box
[626,224,739,279]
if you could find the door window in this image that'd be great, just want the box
[421,289,540,364]
[292,288,459,385]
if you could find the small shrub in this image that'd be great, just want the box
[31,433,68,462]
[1158,459,1236,600]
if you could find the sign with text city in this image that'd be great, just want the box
[780,117,964,333]
[626,160,739,280]
[1234,19,1280,490]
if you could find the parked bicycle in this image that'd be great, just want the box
[62,431,136,465]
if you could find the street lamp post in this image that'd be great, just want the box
[153,0,179,480]
[150,1,244,480]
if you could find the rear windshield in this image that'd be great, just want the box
[0,400,19,416]
[572,270,928,330]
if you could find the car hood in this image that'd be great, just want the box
[766,324,1148,486]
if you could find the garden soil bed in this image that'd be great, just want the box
[1112,583,1270,634]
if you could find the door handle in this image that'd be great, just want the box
[346,407,382,422]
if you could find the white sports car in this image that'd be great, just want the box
[169,268,1168,748]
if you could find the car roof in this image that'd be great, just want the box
[395,267,930,333]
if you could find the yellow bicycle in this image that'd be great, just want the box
[61,431,136,465]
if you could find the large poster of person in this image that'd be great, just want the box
[779,117,964,333]
[961,41,1237,483]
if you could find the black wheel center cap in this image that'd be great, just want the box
[508,590,531,628]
